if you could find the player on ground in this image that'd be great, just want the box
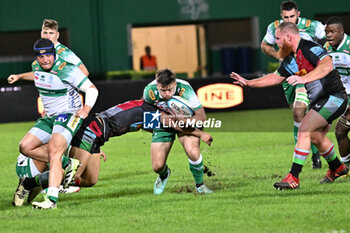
[261,1,325,169]
[13,99,213,205]
[143,68,213,195]
[10,38,98,209]
[324,16,350,166]
[232,22,348,190]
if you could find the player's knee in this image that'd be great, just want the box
[19,141,32,155]
[292,105,306,122]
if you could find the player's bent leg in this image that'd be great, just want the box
[13,155,46,206]
[79,153,101,187]
[68,146,92,185]
[19,133,49,163]
[151,141,173,195]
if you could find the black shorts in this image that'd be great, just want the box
[310,94,348,124]
[70,115,105,154]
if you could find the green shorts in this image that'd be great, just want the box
[30,113,83,144]
[151,127,177,143]
[282,81,309,106]
[15,154,41,178]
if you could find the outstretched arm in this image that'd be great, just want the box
[230,72,285,88]
[8,72,35,84]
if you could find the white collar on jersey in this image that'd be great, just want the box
[336,33,348,51]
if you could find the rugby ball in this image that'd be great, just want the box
[167,96,194,117]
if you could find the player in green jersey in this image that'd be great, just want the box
[324,16,350,166]
[10,39,98,209]
[143,68,213,195]
[261,1,325,169]
[7,19,89,86]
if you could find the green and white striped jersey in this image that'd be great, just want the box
[55,42,82,67]
[32,56,88,117]
[143,79,202,111]
[263,17,325,45]
[324,34,350,94]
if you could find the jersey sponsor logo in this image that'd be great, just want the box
[295,69,307,76]
[310,46,325,57]
[197,83,243,109]
[57,48,66,54]
[58,62,67,71]
[274,20,279,28]
[305,20,311,28]
[149,90,156,100]
[68,115,80,131]
[56,114,68,123]
[179,88,185,97]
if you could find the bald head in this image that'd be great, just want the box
[277,22,299,35]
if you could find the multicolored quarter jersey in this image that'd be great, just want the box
[143,79,202,111]
[276,39,345,104]
[324,34,350,94]
[71,100,157,153]
[55,42,83,67]
[263,17,325,45]
[32,57,88,117]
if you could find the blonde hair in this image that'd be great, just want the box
[42,19,58,31]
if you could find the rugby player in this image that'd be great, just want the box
[232,22,348,190]
[261,0,325,169]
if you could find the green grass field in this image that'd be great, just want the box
[1,108,350,233]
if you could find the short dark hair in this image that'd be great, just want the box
[325,16,344,29]
[278,22,299,35]
[280,1,298,12]
[156,68,176,86]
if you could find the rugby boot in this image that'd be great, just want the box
[153,168,171,195]
[32,195,56,209]
[311,152,322,169]
[195,184,213,194]
[320,164,349,183]
[12,178,30,206]
[62,158,81,188]
[273,173,299,190]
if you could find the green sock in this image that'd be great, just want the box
[189,156,204,185]
[310,143,319,154]
[61,156,70,169]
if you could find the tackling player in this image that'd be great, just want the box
[12,99,213,205]
[261,0,325,169]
